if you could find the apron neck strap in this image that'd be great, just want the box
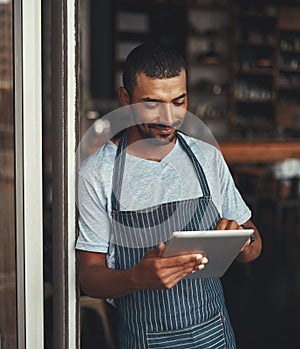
[176,133,211,197]
[111,130,128,211]
[111,129,211,211]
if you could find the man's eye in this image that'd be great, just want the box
[144,102,159,109]
[173,101,185,107]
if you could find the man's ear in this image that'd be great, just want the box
[118,87,130,106]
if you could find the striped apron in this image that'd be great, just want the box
[110,131,236,348]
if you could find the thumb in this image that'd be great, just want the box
[240,238,250,252]
[157,242,166,257]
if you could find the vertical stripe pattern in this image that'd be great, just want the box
[110,131,236,348]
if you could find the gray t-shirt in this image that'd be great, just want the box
[76,133,251,253]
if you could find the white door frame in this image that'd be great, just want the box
[14,0,44,348]
[14,0,78,347]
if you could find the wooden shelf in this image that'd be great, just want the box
[194,56,228,65]
[236,12,277,19]
[280,48,300,54]
[236,69,274,75]
[278,84,300,90]
[237,41,275,48]
[236,98,275,103]
[220,142,300,164]
[279,66,300,73]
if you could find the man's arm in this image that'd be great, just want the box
[78,243,208,299]
[215,218,262,263]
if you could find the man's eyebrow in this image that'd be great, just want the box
[141,93,187,103]
[172,93,187,102]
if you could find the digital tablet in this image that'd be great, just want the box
[162,229,254,279]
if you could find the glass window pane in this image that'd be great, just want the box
[0,0,17,347]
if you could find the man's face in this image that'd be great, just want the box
[129,70,188,144]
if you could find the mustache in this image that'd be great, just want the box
[148,121,182,129]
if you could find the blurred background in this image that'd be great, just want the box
[78,1,300,348]
[0,0,300,348]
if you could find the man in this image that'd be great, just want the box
[76,43,262,348]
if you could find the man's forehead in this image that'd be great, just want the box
[134,71,187,92]
[136,70,186,81]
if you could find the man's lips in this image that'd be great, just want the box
[148,121,181,131]
[148,124,175,134]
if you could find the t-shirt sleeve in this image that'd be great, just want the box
[217,151,252,224]
[75,172,111,253]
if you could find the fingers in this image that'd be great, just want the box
[215,218,240,230]
[162,253,207,268]
[157,256,208,289]
[139,246,209,290]
[160,254,208,278]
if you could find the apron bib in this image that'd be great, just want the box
[110,131,236,348]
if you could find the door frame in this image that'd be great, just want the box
[14,0,44,348]
[51,0,78,347]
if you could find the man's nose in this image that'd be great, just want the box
[158,103,174,125]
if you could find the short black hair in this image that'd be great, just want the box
[122,43,188,97]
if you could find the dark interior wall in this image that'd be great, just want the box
[90,0,115,100]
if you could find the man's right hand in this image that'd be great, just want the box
[130,242,208,290]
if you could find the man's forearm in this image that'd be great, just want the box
[78,245,211,299]
[79,265,137,299]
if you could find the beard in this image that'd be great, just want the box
[135,123,178,146]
